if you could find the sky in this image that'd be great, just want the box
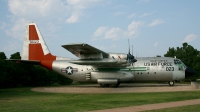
[0,0,200,59]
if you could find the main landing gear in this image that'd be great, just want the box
[168,81,175,86]
[100,83,120,88]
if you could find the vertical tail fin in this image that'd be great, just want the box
[22,23,56,69]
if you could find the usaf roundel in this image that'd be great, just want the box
[66,66,73,75]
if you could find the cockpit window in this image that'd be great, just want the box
[174,59,187,69]
[174,59,181,64]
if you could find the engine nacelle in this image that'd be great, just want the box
[89,71,134,83]
[98,79,118,84]
[108,53,127,60]
[108,53,129,65]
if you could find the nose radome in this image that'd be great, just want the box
[185,67,195,78]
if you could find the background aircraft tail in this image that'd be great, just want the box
[22,23,56,69]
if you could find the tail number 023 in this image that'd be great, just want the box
[166,67,174,71]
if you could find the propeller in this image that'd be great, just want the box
[127,39,137,65]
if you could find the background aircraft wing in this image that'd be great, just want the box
[62,43,109,59]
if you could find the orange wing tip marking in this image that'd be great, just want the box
[118,56,121,60]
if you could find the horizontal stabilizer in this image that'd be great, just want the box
[7,59,40,64]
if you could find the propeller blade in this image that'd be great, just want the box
[132,45,133,55]
[128,39,130,55]
[127,39,137,64]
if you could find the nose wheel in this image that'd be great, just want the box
[168,81,175,86]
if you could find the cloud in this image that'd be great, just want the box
[148,19,164,27]
[182,34,197,43]
[104,27,123,40]
[95,44,116,51]
[6,0,68,40]
[113,5,125,9]
[138,0,150,3]
[66,12,80,23]
[0,22,7,30]
[6,0,104,40]
[8,0,98,24]
[67,0,101,9]
[154,42,158,47]
[93,27,123,40]
[125,21,143,37]
[93,20,143,40]
[127,13,136,19]
[140,12,154,17]
[93,26,108,37]
[114,11,125,16]
[5,18,29,40]
[2,40,20,51]
[66,0,103,23]
[8,0,66,19]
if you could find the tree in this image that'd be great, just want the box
[10,52,21,59]
[0,52,72,88]
[0,52,7,59]
[164,42,200,79]
[0,52,8,88]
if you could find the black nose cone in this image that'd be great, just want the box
[185,67,195,78]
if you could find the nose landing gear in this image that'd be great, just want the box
[168,81,175,86]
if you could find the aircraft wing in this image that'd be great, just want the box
[62,43,109,59]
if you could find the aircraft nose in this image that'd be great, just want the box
[185,67,195,78]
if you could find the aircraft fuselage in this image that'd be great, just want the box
[52,57,186,85]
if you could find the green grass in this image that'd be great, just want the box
[1,88,200,112]
[145,104,200,112]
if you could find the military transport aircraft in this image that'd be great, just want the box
[13,23,195,87]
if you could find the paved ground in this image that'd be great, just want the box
[31,83,196,93]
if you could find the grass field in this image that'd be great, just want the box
[1,87,200,112]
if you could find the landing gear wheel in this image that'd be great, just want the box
[109,84,120,88]
[105,84,110,87]
[100,84,110,87]
[114,83,120,87]
[100,83,120,88]
[168,81,175,86]
[100,84,105,87]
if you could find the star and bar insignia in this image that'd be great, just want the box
[61,66,78,75]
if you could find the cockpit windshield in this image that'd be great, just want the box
[174,59,181,64]
[174,59,187,69]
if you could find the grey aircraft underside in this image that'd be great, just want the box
[12,23,195,87]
